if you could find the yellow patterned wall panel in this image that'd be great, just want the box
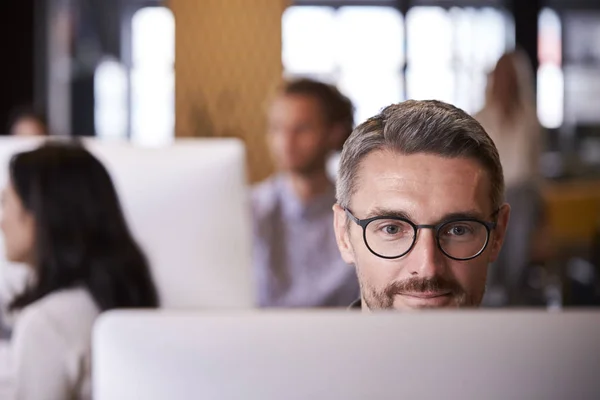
[169,0,289,183]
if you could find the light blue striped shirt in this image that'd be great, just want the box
[251,175,359,307]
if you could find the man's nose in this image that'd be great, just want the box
[407,228,446,277]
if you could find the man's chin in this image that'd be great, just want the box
[288,167,323,177]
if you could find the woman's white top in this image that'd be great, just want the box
[0,287,99,400]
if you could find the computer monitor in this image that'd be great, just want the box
[93,310,600,400]
[0,137,254,310]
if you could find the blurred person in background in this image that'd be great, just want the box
[0,142,158,400]
[252,78,359,307]
[476,50,547,306]
[334,100,510,310]
[6,106,48,137]
[0,105,48,338]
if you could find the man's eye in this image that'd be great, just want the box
[383,225,400,235]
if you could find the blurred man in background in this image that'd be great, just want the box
[7,106,48,137]
[252,78,359,307]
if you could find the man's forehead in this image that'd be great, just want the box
[351,150,493,220]
[269,94,326,120]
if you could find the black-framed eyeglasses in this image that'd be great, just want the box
[344,208,498,261]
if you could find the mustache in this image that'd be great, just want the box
[384,276,463,297]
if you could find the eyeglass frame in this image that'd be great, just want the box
[344,208,499,261]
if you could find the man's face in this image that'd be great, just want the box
[333,151,510,310]
[267,94,333,176]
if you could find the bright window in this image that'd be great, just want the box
[94,7,175,145]
[283,5,512,121]
[94,58,128,140]
[131,7,175,146]
[406,6,512,114]
[538,8,563,129]
[283,6,404,125]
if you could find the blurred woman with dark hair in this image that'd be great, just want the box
[476,50,547,306]
[0,142,158,399]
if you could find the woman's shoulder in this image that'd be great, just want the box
[21,287,97,317]
[16,288,99,342]
[9,288,97,400]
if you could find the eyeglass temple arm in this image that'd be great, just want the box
[343,208,360,224]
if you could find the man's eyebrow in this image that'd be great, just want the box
[365,207,414,220]
[364,208,487,224]
[437,211,487,223]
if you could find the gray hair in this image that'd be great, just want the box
[336,100,504,210]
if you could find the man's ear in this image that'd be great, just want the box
[333,204,356,265]
[489,203,511,263]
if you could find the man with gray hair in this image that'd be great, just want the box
[333,100,511,310]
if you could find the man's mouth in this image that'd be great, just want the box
[399,291,452,299]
